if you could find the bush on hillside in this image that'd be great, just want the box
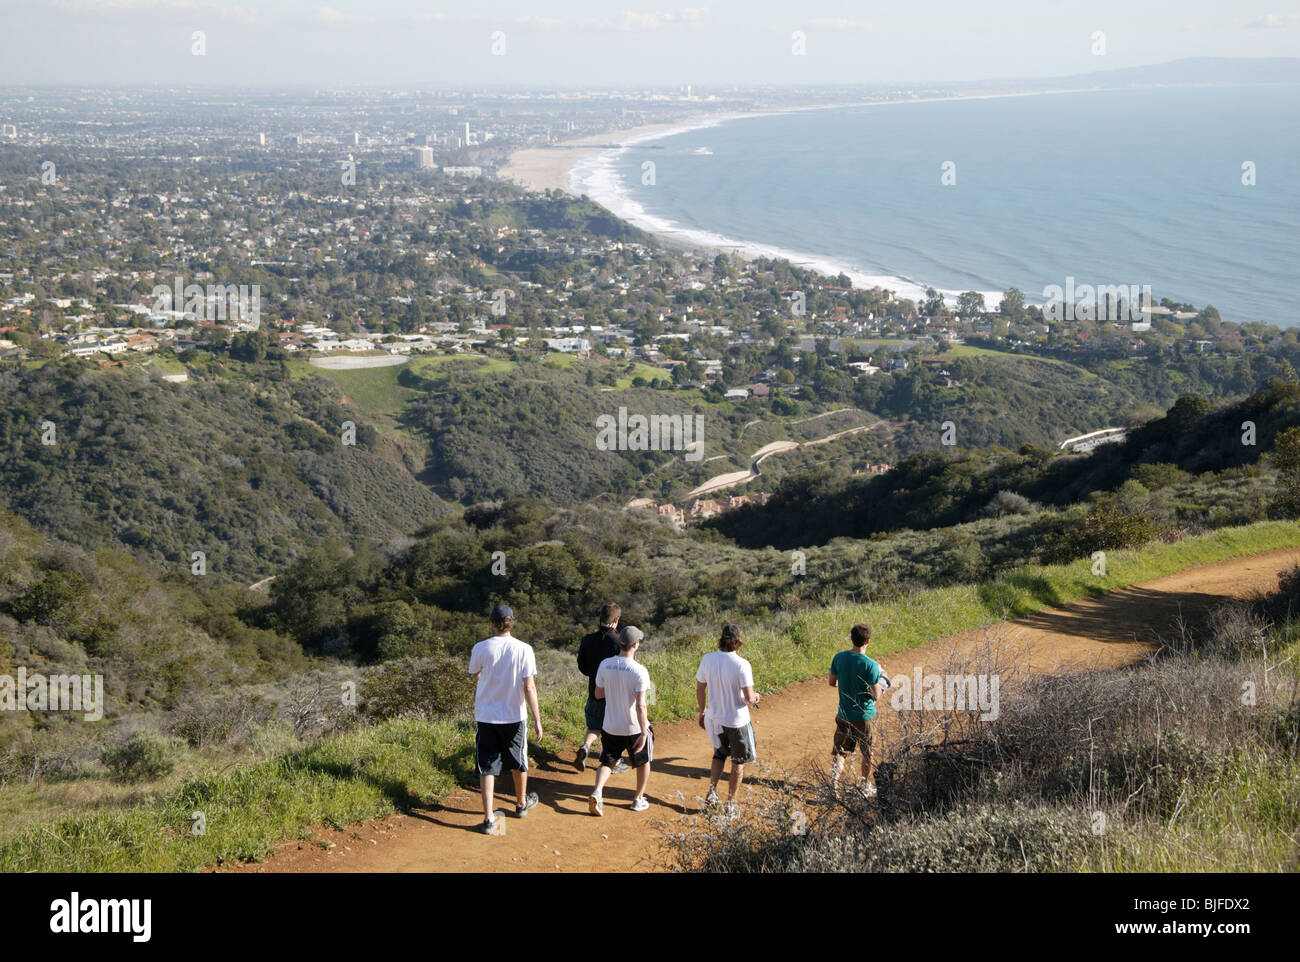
[101,731,184,783]
[360,657,476,720]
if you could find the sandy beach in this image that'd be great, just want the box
[496,112,748,195]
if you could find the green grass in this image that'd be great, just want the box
[614,362,670,389]
[938,343,1072,366]
[0,718,474,872]
[544,352,579,370]
[407,353,516,376]
[3,520,1297,871]
[308,364,416,423]
[1079,751,1300,872]
[147,355,188,376]
[289,353,516,427]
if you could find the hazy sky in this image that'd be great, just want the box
[3,1,1300,87]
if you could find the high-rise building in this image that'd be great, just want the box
[413,147,434,169]
[257,131,265,146]
[462,122,472,146]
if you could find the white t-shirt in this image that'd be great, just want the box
[696,650,754,728]
[468,633,537,724]
[594,655,651,736]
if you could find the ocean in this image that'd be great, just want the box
[570,85,1300,325]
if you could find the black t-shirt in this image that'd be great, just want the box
[578,626,621,700]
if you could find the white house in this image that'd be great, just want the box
[544,337,590,354]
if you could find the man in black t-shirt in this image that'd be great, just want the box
[575,602,627,773]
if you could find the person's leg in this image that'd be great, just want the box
[859,720,874,784]
[631,730,652,801]
[728,762,743,800]
[476,723,499,820]
[511,768,527,801]
[831,718,851,788]
[581,698,602,755]
[593,764,612,796]
[709,757,725,791]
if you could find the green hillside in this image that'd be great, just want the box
[0,358,450,582]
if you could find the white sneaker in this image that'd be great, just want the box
[631,796,649,812]
[588,794,603,817]
[704,788,719,806]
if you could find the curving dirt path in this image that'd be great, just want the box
[219,546,1300,874]
[686,421,884,498]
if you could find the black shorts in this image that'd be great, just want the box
[476,721,528,776]
[599,728,654,768]
[711,722,757,764]
[584,697,605,734]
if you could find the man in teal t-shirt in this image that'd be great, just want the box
[829,623,882,792]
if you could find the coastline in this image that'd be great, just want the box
[496,97,1026,306]
[495,85,1254,310]
[495,110,753,196]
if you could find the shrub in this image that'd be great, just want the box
[360,657,476,721]
[1131,462,1190,491]
[792,805,1098,873]
[168,690,274,748]
[980,490,1035,518]
[100,731,184,783]
[1043,505,1157,564]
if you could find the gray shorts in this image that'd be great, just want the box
[712,722,757,764]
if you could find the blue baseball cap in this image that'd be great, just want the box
[490,604,514,621]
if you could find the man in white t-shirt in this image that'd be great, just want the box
[588,626,653,816]
[696,623,760,810]
[468,604,543,835]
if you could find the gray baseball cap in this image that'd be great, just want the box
[620,625,644,649]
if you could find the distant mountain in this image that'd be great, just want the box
[986,57,1300,91]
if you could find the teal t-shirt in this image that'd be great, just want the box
[831,650,881,721]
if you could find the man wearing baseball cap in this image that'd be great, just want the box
[588,625,654,816]
[468,604,543,835]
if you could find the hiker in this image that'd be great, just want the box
[829,623,883,794]
[696,623,760,811]
[468,604,543,834]
[575,602,628,774]
[588,626,653,816]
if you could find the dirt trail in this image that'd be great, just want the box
[686,420,884,498]
[221,546,1300,874]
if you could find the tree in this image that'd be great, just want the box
[1000,288,1026,322]
[957,291,986,317]
[1272,426,1300,517]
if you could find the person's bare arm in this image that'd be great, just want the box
[867,682,882,702]
[634,691,649,753]
[595,684,605,700]
[828,672,838,688]
[696,681,708,728]
[742,685,760,707]
[523,675,543,740]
